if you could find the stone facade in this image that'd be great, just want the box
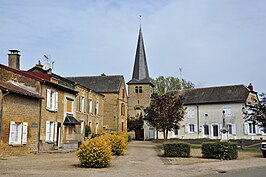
[0,92,40,157]
[102,79,127,133]
[75,85,104,135]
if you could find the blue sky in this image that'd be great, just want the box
[0,0,266,94]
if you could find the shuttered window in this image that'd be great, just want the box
[67,99,73,113]
[46,121,56,142]
[46,89,58,111]
[9,121,28,145]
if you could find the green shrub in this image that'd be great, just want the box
[163,142,191,157]
[76,137,112,168]
[102,134,127,155]
[202,142,238,160]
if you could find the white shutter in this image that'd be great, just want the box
[55,92,58,111]
[256,125,262,135]
[244,123,249,135]
[22,122,28,144]
[46,121,50,142]
[185,124,188,133]
[232,124,236,135]
[46,89,51,109]
[194,124,198,132]
[51,92,55,111]
[50,122,54,142]
[9,121,15,144]
[54,122,58,142]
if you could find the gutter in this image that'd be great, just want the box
[37,85,42,153]
[0,90,10,142]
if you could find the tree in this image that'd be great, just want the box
[145,92,185,141]
[151,76,194,96]
[244,93,266,130]
[127,114,144,140]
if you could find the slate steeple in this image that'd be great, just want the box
[127,27,153,85]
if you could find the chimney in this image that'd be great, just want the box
[36,60,43,68]
[248,83,254,91]
[8,50,20,70]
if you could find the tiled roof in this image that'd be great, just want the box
[179,85,250,105]
[0,64,51,81]
[127,27,153,85]
[0,80,42,99]
[66,75,124,93]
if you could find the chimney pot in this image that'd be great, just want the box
[8,49,20,70]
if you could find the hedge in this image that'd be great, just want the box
[202,142,238,160]
[163,142,191,157]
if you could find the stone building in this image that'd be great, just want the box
[74,84,104,135]
[127,27,154,139]
[0,80,42,156]
[67,75,127,133]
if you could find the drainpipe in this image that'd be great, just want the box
[197,104,200,138]
[0,90,10,142]
[37,84,43,153]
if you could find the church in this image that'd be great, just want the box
[127,26,263,141]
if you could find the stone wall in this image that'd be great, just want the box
[0,94,40,157]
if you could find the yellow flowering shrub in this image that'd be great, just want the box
[102,134,127,156]
[76,137,112,168]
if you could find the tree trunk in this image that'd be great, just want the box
[156,129,159,142]
[165,130,168,141]
[162,129,166,142]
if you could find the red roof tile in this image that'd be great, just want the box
[0,80,42,99]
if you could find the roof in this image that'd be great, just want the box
[179,85,251,105]
[0,80,42,99]
[63,115,80,126]
[127,27,153,85]
[66,75,124,93]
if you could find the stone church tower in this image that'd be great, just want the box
[127,27,154,122]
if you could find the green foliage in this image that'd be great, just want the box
[202,142,238,160]
[127,114,144,132]
[76,137,112,168]
[101,134,127,156]
[151,76,194,96]
[145,92,185,141]
[85,125,91,137]
[163,142,191,157]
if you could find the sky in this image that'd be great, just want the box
[0,0,266,94]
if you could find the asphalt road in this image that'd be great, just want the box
[210,167,266,177]
[1,141,266,177]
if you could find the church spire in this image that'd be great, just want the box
[127,26,152,85]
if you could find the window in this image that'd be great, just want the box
[46,121,57,142]
[223,106,232,117]
[187,106,196,118]
[203,124,209,136]
[46,89,58,111]
[139,86,142,93]
[121,103,125,116]
[89,99,93,114]
[122,89,125,99]
[174,125,179,135]
[67,98,73,113]
[79,96,84,112]
[185,124,197,133]
[135,86,138,93]
[9,121,28,145]
[96,101,99,115]
[227,124,232,134]
[249,123,256,134]
[212,124,219,137]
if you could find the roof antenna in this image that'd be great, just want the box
[179,67,183,90]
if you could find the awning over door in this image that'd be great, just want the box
[63,115,80,126]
